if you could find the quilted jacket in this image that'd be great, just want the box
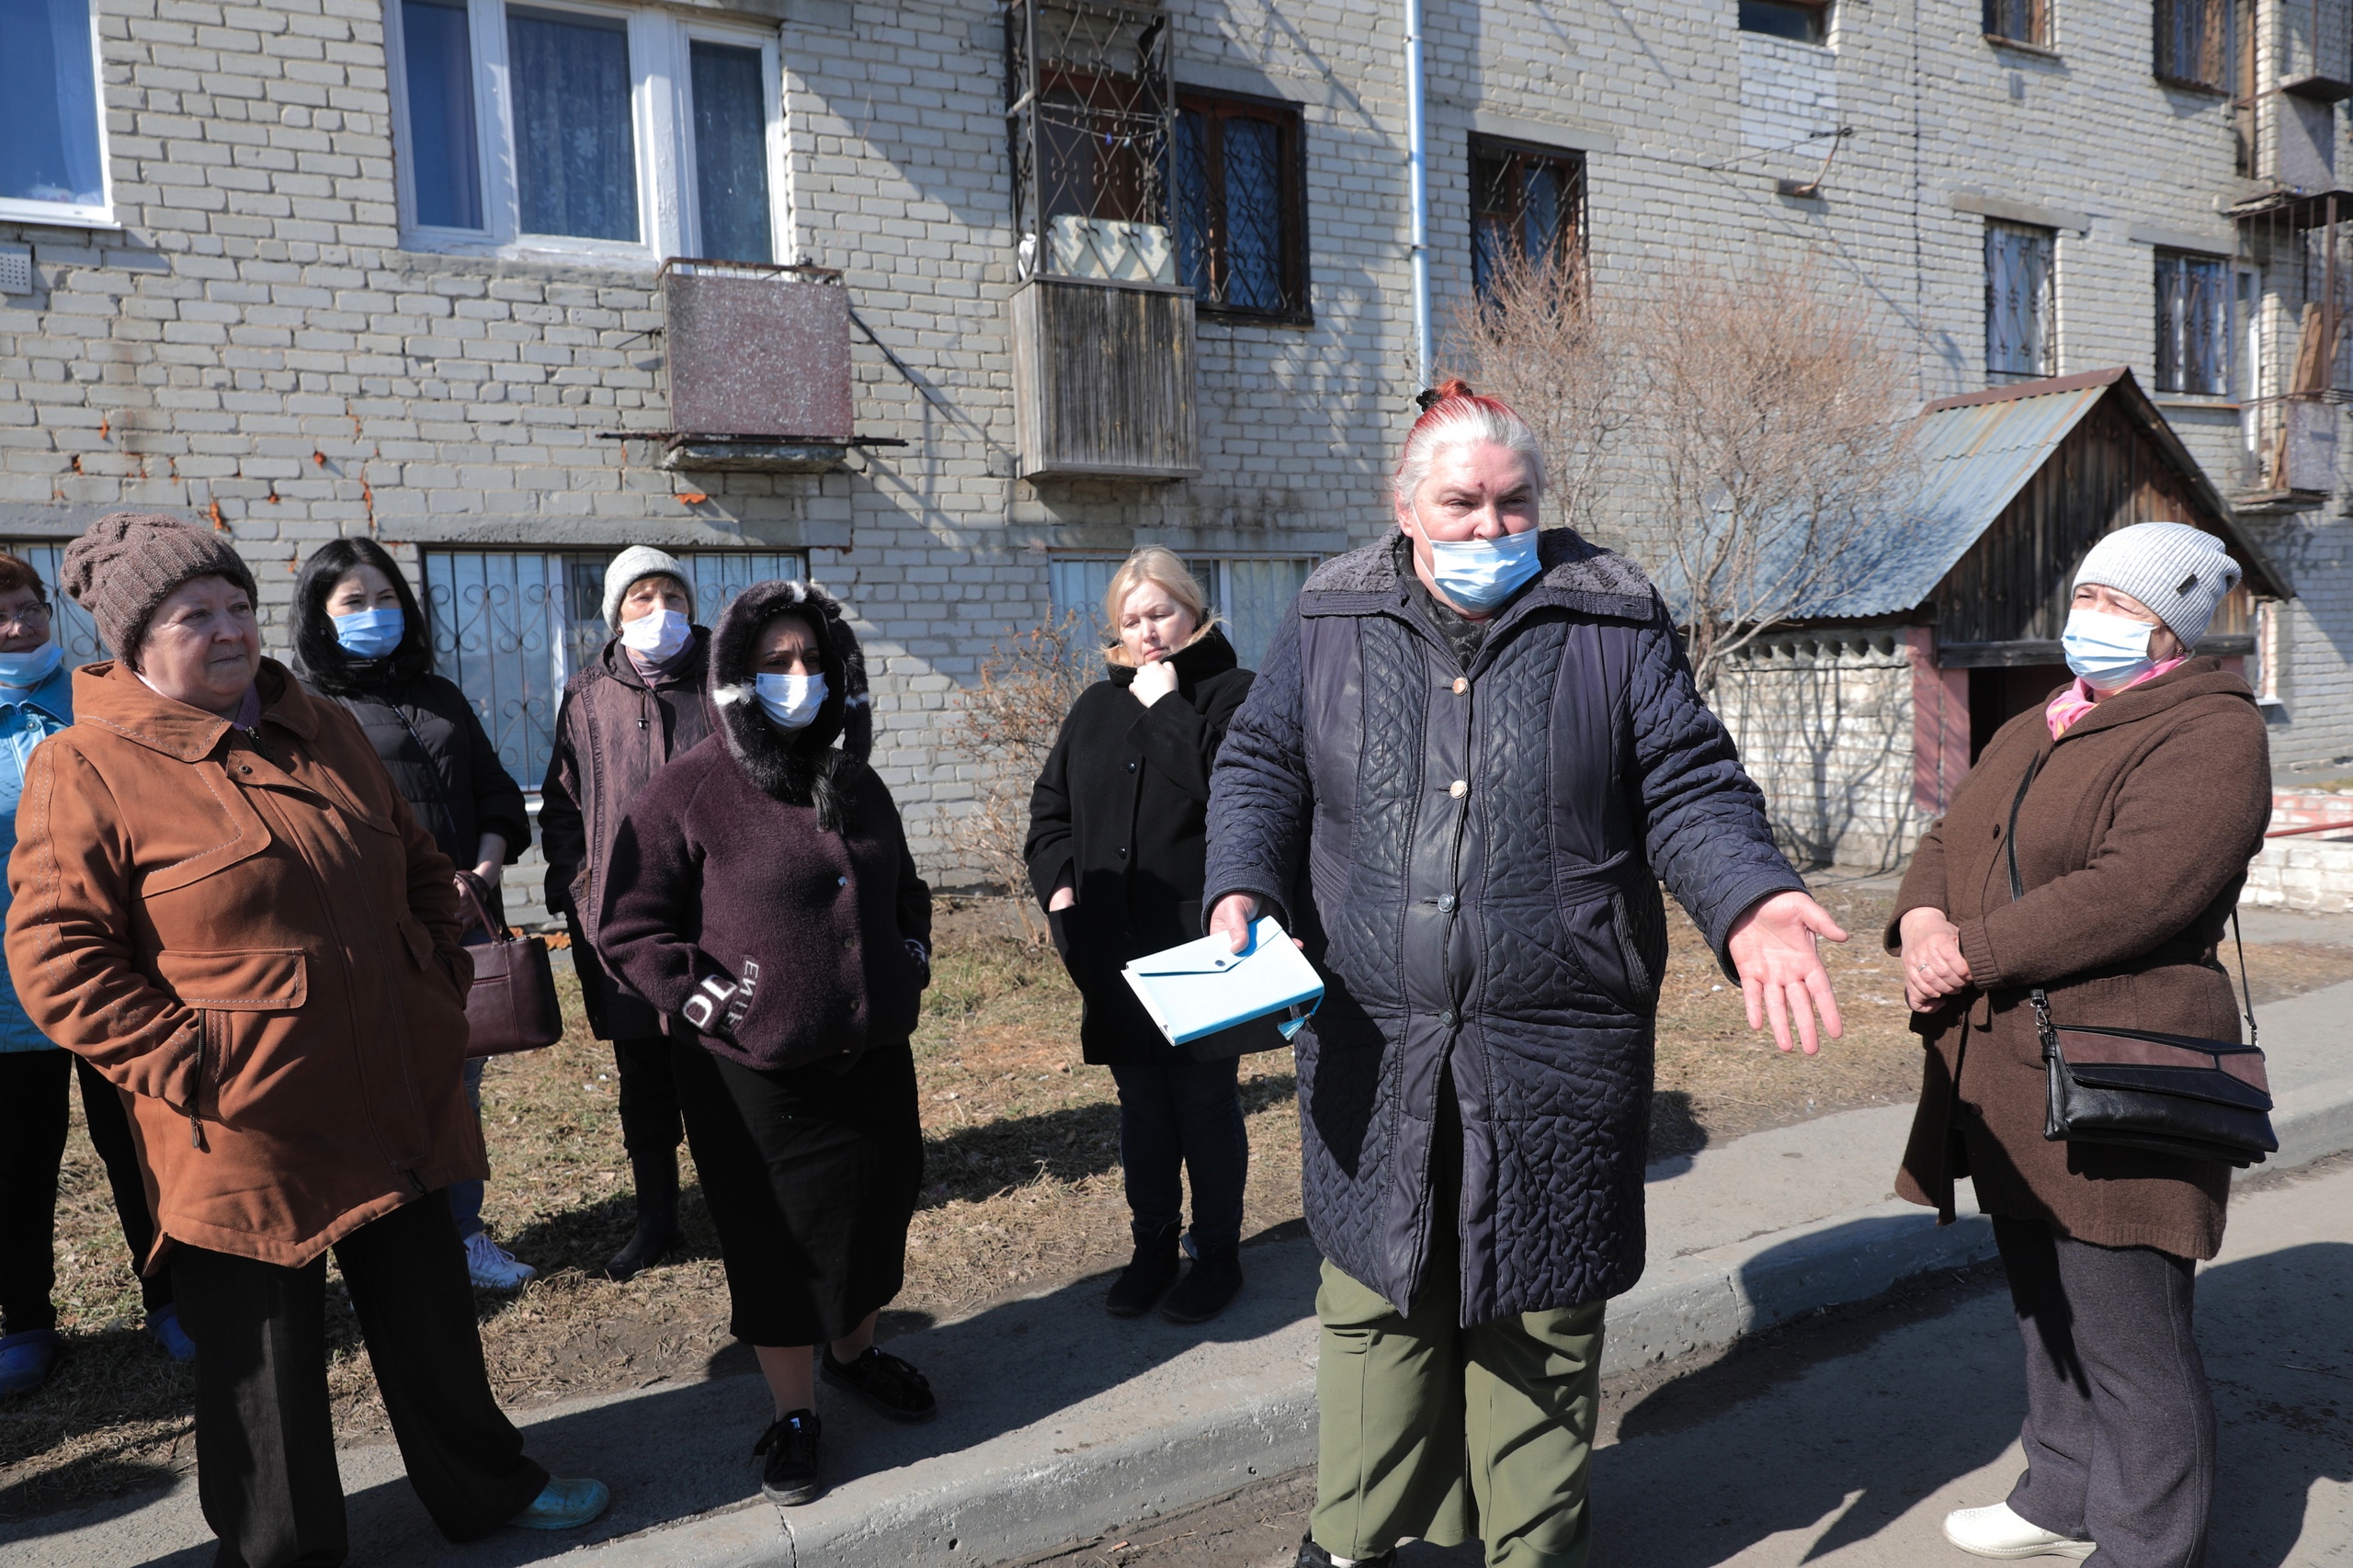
[1203,531,1804,1323]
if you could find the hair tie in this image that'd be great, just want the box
[1415,388,1445,412]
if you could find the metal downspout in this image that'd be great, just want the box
[1404,0,1432,381]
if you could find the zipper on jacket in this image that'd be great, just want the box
[188,1009,210,1151]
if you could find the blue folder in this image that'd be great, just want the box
[1121,917,1324,1059]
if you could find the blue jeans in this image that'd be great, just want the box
[447,1057,487,1242]
[1108,1056,1247,1251]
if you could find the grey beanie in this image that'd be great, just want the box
[2073,522,2243,649]
[602,546,695,629]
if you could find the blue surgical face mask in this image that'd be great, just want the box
[2061,606,2158,689]
[332,607,404,659]
[1419,526,1541,614]
[756,671,827,731]
[0,642,63,689]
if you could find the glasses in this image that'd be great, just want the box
[0,604,51,635]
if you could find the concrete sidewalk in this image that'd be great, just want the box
[8,979,2347,1568]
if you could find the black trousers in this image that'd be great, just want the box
[1995,1215,2214,1568]
[610,1034,683,1163]
[173,1194,547,1568]
[0,1049,168,1335]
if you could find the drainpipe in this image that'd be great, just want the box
[1404,0,1432,381]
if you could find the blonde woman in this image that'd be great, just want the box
[1025,551,1259,1323]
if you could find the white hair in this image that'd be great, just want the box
[1391,384,1547,508]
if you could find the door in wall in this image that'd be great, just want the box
[1968,665,2072,763]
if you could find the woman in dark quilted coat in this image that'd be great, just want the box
[1203,381,1847,1568]
[1896,523,2269,1568]
[1026,550,1256,1324]
[597,578,933,1509]
[291,538,537,1291]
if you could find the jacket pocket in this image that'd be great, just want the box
[153,949,308,1125]
[1554,891,1654,1017]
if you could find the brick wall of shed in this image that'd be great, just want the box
[1711,630,1919,872]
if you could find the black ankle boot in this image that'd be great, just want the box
[1160,1236,1242,1324]
[1106,1221,1181,1317]
[604,1152,684,1281]
[1296,1533,1393,1567]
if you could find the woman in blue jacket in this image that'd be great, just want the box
[0,552,192,1398]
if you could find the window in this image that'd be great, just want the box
[1049,556,1316,674]
[2155,0,2230,90]
[1984,220,2056,380]
[1739,0,1828,43]
[388,0,782,262]
[1175,93,1309,321]
[0,542,106,665]
[421,549,802,787]
[1984,0,2048,47]
[2154,250,2231,395]
[0,0,109,226]
[1470,140,1585,304]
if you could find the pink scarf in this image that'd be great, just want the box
[2045,656,2187,739]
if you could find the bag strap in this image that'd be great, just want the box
[453,873,513,948]
[2005,746,2258,1048]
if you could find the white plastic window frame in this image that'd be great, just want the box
[385,0,785,267]
[0,0,116,231]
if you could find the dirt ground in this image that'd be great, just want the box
[6,887,2351,1522]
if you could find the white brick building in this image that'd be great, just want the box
[6,0,2353,884]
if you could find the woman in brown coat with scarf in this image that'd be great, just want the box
[1894,522,2269,1568]
[4,514,607,1567]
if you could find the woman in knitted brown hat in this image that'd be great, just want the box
[6,511,609,1564]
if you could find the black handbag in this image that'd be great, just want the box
[2005,755,2278,1168]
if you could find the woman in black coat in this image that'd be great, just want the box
[291,538,538,1290]
[1025,549,1256,1324]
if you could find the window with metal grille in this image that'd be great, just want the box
[420,549,803,790]
[0,542,107,665]
[1174,91,1309,321]
[1984,220,2056,380]
[2154,250,2231,395]
[1050,555,1316,674]
[2154,0,2230,89]
[1983,0,2048,47]
[1470,140,1585,304]
[1739,0,1829,43]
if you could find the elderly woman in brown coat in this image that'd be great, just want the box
[3,514,606,1568]
[1894,522,2269,1568]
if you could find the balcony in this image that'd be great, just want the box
[657,260,853,473]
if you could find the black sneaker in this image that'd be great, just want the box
[1159,1239,1242,1324]
[819,1346,938,1424]
[1296,1532,1394,1567]
[1106,1221,1181,1317]
[754,1409,823,1506]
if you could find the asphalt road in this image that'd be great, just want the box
[1023,1154,2353,1568]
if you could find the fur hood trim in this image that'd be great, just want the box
[709,577,872,823]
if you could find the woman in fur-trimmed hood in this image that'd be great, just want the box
[597,576,936,1508]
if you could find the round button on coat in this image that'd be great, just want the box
[1452,677,1468,695]
[1449,779,1469,799]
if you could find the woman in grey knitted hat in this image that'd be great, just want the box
[1893,520,2266,1566]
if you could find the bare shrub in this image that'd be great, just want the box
[1636,259,1921,694]
[952,614,1090,940]
[1439,241,1630,539]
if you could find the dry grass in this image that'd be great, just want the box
[10,887,2351,1522]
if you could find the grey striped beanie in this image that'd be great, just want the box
[2073,522,2242,649]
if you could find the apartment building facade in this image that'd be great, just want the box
[4,0,2350,881]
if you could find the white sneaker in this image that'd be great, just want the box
[465,1233,538,1290]
[1943,1501,2095,1561]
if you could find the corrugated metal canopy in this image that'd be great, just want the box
[1748,367,2289,621]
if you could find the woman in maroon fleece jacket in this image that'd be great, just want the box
[597,577,933,1509]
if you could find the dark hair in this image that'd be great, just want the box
[0,553,49,604]
[291,538,434,692]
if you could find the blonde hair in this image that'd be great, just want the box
[1100,548,1216,665]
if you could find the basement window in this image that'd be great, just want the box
[0,0,111,227]
[1739,0,1829,44]
[1050,556,1317,674]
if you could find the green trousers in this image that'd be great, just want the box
[1310,1256,1606,1568]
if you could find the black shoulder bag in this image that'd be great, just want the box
[2006,755,2278,1168]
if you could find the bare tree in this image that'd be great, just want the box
[950,615,1089,940]
[1635,258,1920,694]
[1439,242,1630,539]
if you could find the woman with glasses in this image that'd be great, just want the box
[0,553,194,1400]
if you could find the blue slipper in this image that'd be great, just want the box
[507,1476,610,1531]
[0,1330,62,1399]
[147,1304,197,1363]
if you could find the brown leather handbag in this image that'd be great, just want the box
[456,878,566,1058]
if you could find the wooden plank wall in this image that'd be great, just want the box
[1933,399,2212,645]
[1010,278,1199,479]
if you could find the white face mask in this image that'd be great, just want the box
[619,608,690,662]
[2061,606,2159,689]
[756,671,826,730]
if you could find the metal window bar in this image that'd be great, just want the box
[2157,0,2230,89]
[2231,192,2351,497]
[1471,142,1586,304]
[1982,0,2046,46]
[2155,251,2231,395]
[1173,97,1302,313]
[1006,0,1173,281]
[1984,221,2055,379]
